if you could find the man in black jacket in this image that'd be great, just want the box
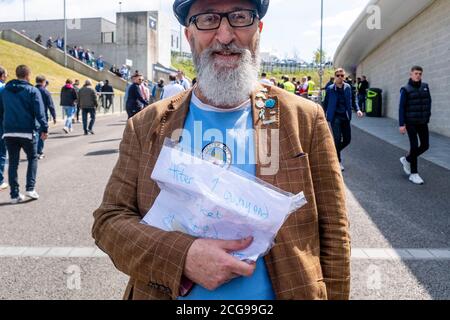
[125,73,149,118]
[101,80,114,110]
[35,75,56,159]
[357,76,369,113]
[0,65,48,203]
[399,66,432,185]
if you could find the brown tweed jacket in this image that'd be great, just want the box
[92,85,351,300]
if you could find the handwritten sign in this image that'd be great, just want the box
[142,142,307,261]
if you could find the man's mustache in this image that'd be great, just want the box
[203,43,249,56]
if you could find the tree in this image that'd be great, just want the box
[313,48,327,65]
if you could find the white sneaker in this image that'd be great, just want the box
[409,174,424,185]
[400,157,411,175]
[63,127,69,134]
[26,190,40,200]
[340,163,345,172]
[0,182,9,190]
[11,194,26,204]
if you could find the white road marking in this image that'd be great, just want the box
[0,247,449,260]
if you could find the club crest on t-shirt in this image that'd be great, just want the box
[202,142,232,169]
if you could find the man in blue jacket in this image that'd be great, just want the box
[0,65,49,203]
[36,75,56,159]
[0,66,8,191]
[125,73,149,118]
[323,68,363,171]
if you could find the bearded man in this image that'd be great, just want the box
[92,0,350,300]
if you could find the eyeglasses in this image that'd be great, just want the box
[189,9,259,31]
[336,74,345,78]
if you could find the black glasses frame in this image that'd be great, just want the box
[188,9,259,31]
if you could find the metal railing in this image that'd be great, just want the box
[49,92,125,120]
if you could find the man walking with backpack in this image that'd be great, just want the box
[0,65,48,203]
[399,66,432,185]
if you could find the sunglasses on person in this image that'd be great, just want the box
[335,74,345,78]
[188,9,259,31]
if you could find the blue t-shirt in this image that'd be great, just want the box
[177,93,275,300]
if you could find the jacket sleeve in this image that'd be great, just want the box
[399,89,407,127]
[0,92,4,135]
[33,89,49,133]
[309,106,351,300]
[92,89,98,108]
[92,118,196,299]
[136,86,148,106]
[323,88,329,114]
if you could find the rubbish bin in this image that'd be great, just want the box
[366,88,383,117]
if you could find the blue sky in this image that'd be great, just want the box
[0,0,370,61]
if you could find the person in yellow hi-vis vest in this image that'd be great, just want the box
[282,75,296,94]
[307,76,316,98]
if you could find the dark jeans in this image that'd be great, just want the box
[406,124,429,174]
[82,108,96,133]
[358,94,367,112]
[331,115,352,163]
[0,136,6,184]
[126,107,142,119]
[76,105,81,121]
[104,96,113,109]
[4,135,38,198]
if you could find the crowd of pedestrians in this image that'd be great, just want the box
[259,66,432,184]
[124,70,191,118]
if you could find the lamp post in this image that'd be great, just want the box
[119,2,122,13]
[319,0,324,97]
[64,0,67,67]
[23,0,26,21]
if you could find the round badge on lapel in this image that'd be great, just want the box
[265,99,276,109]
[256,99,265,109]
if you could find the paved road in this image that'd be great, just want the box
[0,115,448,300]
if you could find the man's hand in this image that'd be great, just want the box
[399,126,407,135]
[184,237,256,291]
[357,110,364,118]
[40,132,49,141]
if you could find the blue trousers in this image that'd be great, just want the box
[4,135,38,198]
[0,136,6,185]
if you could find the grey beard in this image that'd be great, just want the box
[193,43,260,107]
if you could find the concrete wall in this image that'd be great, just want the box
[0,29,127,91]
[113,11,161,80]
[356,0,450,137]
[157,11,172,67]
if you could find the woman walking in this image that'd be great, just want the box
[60,79,78,134]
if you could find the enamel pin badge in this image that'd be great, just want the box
[255,89,278,126]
